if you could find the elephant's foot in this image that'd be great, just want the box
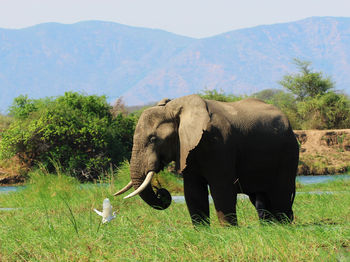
[273,210,294,223]
[257,209,294,224]
[216,211,237,226]
[191,214,210,227]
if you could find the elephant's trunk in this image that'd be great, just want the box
[128,151,172,210]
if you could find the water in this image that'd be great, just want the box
[0,186,25,194]
[0,186,25,211]
[296,174,349,185]
[0,207,20,211]
[0,174,349,206]
[0,175,348,195]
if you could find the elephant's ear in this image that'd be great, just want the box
[176,95,210,173]
[157,98,171,106]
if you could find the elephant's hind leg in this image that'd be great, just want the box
[248,193,273,222]
[265,190,294,223]
[183,173,210,226]
[270,138,297,223]
[273,192,294,223]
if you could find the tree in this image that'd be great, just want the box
[278,59,350,129]
[279,59,334,101]
[111,97,128,117]
[0,92,136,180]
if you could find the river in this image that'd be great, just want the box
[0,174,349,195]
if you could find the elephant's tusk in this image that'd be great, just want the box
[113,181,133,196]
[124,171,155,199]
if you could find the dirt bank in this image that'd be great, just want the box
[295,129,350,175]
[0,171,25,185]
[0,156,26,185]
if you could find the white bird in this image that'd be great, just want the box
[94,198,116,223]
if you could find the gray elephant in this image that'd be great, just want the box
[115,95,299,226]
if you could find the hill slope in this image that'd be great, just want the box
[1,17,350,110]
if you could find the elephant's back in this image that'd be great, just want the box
[229,98,285,118]
[206,98,291,136]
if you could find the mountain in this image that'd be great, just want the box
[1,17,350,112]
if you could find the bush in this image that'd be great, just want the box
[0,114,13,132]
[297,92,350,129]
[199,89,243,102]
[0,92,136,180]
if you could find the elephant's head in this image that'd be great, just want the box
[114,95,210,210]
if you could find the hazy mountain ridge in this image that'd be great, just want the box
[1,17,350,111]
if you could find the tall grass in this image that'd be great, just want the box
[0,164,349,261]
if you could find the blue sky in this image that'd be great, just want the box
[1,0,350,38]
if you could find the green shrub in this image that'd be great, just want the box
[199,89,243,102]
[297,92,350,129]
[0,114,13,132]
[8,95,49,119]
[0,92,136,180]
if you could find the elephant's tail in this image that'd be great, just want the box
[291,191,295,206]
[288,188,296,222]
[290,184,296,207]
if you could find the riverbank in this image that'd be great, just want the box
[1,129,350,185]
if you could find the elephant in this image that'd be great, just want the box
[114,95,299,226]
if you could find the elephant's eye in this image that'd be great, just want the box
[149,136,157,143]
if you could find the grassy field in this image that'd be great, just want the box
[0,165,349,261]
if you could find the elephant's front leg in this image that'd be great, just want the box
[183,173,210,226]
[209,183,237,226]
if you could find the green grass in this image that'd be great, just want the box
[0,165,349,261]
